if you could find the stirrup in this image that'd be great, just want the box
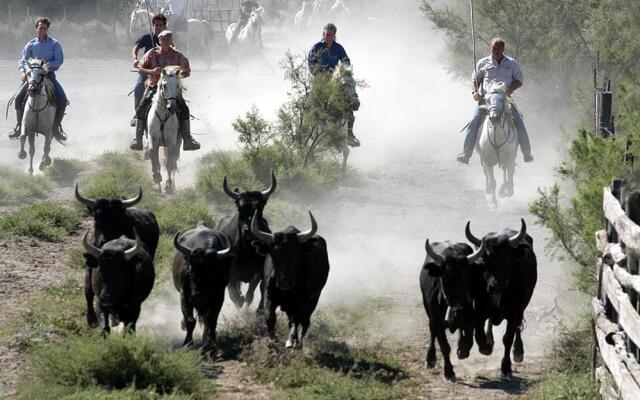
[53,128,67,144]
[182,137,200,151]
[523,153,534,163]
[456,153,471,164]
[130,138,143,151]
[347,134,360,148]
[8,129,20,139]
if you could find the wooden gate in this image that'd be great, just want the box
[186,0,241,31]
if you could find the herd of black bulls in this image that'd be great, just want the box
[73,172,537,379]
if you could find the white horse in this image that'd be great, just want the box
[225,7,264,48]
[476,81,519,204]
[147,66,183,194]
[18,59,56,175]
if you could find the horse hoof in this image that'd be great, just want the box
[153,173,162,184]
[18,150,27,159]
[144,149,151,161]
[163,186,174,195]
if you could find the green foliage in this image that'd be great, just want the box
[196,150,261,204]
[2,278,87,350]
[76,151,159,211]
[0,167,51,206]
[17,334,212,399]
[0,202,81,241]
[152,234,176,282]
[53,386,196,399]
[525,372,599,400]
[44,158,89,185]
[154,189,216,235]
[548,315,594,374]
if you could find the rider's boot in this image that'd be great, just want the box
[456,152,471,164]
[523,153,534,162]
[347,116,360,147]
[52,105,67,142]
[180,119,200,151]
[130,119,146,151]
[8,107,23,139]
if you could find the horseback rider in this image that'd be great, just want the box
[10,16,68,142]
[308,22,360,147]
[229,0,262,46]
[457,37,532,164]
[130,30,200,151]
[131,13,166,127]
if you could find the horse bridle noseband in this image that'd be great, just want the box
[27,66,50,113]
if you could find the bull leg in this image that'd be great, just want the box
[122,305,141,334]
[85,268,98,328]
[500,319,519,378]
[285,313,299,349]
[457,325,473,360]
[256,278,265,313]
[423,298,437,368]
[95,300,110,335]
[245,275,261,309]
[202,292,225,353]
[486,319,495,350]
[436,327,455,380]
[227,280,245,309]
[264,296,277,338]
[513,326,524,363]
[180,292,196,346]
[298,316,311,348]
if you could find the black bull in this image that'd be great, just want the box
[217,172,276,309]
[82,232,155,334]
[173,223,234,351]
[251,211,329,349]
[420,239,485,380]
[466,219,537,378]
[75,185,160,327]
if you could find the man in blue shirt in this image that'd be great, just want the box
[130,14,166,127]
[10,16,68,142]
[307,23,360,147]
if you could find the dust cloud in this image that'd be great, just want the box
[0,0,583,367]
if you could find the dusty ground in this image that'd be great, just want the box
[0,2,584,398]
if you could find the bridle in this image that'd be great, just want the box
[26,65,50,113]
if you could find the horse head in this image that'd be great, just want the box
[484,81,509,122]
[250,7,264,26]
[25,58,49,96]
[158,66,183,114]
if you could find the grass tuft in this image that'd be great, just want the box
[18,333,212,399]
[196,150,260,204]
[45,158,90,185]
[0,167,51,206]
[154,189,216,235]
[0,202,81,241]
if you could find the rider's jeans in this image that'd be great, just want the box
[463,104,531,156]
[15,72,68,109]
[134,73,146,111]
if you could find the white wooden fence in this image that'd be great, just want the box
[594,184,640,399]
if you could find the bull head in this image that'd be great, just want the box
[173,230,232,260]
[82,230,142,262]
[222,170,277,201]
[250,210,317,245]
[424,238,485,267]
[466,219,526,249]
[75,184,143,209]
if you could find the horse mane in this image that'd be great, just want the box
[26,58,49,73]
[487,81,507,94]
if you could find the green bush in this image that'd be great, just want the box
[45,158,90,185]
[0,202,81,241]
[154,189,216,235]
[548,315,594,374]
[54,386,196,399]
[18,334,212,399]
[0,167,51,206]
[76,151,158,211]
[196,150,262,204]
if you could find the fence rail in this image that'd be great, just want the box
[594,185,640,399]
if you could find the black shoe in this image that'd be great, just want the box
[53,128,67,143]
[129,117,137,127]
[130,137,143,151]
[347,134,360,148]
[8,126,20,139]
[456,153,471,164]
[523,153,534,162]
[182,136,200,151]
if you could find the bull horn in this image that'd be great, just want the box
[173,230,192,256]
[508,218,527,248]
[424,239,444,265]
[124,230,142,261]
[121,186,143,208]
[75,184,95,208]
[297,211,318,243]
[465,221,482,247]
[223,176,241,200]
[251,210,273,244]
[82,231,101,258]
[216,236,232,258]
[467,238,486,263]
[260,171,277,198]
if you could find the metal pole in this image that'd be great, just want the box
[470,0,477,72]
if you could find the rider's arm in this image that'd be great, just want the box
[507,80,522,95]
[509,60,524,95]
[339,45,351,66]
[18,41,31,74]
[179,54,191,78]
[47,39,63,72]
[137,50,155,76]
[132,44,142,62]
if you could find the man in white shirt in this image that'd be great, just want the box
[457,38,533,164]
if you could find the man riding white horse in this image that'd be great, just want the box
[131,13,166,127]
[10,16,68,143]
[457,37,532,164]
[229,0,263,46]
[130,30,200,151]
[308,23,360,147]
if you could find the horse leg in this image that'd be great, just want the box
[150,139,162,189]
[164,143,179,194]
[18,135,27,159]
[482,163,497,204]
[39,133,53,171]
[342,144,350,171]
[28,134,36,175]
